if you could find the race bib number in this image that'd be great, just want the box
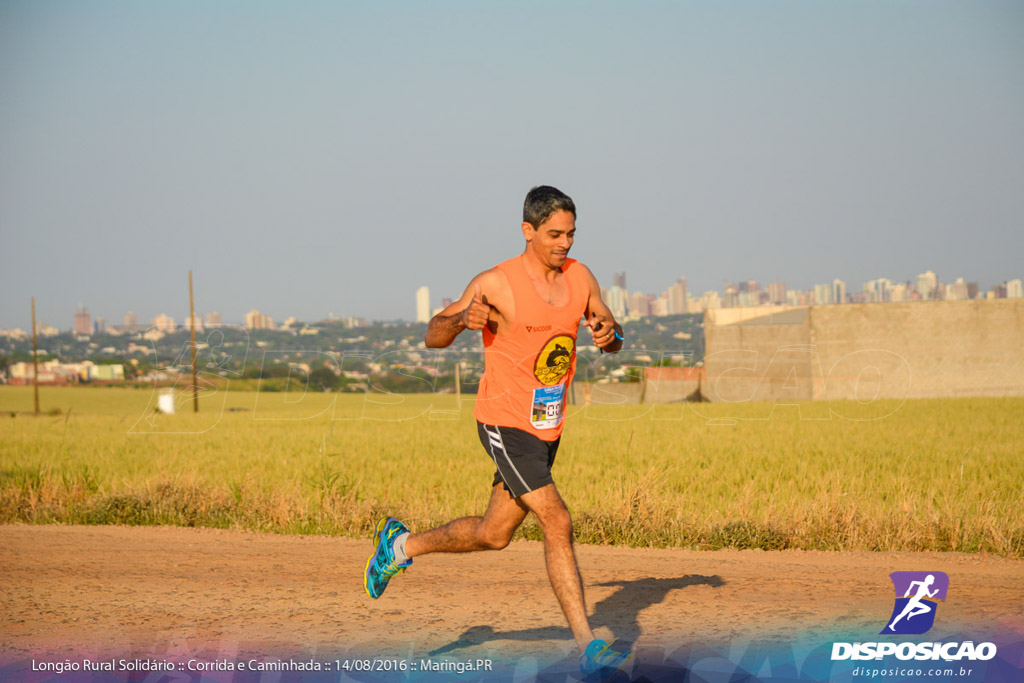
[530,384,565,430]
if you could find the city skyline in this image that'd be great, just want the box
[8,266,1021,336]
[3,3,1022,329]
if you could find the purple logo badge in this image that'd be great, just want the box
[881,571,949,635]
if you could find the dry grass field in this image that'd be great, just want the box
[1,386,1022,556]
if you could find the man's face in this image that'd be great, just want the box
[523,209,576,269]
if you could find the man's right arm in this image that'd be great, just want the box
[425,277,490,348]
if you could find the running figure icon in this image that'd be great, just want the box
[881,570,949,635]
[888,574,938,631]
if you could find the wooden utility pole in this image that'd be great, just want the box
[31,297,40,416]
[454,361,461,410]
[188,270,198,412]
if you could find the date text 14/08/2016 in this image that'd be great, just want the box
[339,659,494,674]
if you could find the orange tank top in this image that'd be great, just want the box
[473,255,589,441]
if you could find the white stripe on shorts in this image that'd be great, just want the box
[485,425,530,494]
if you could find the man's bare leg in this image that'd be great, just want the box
[405,484,528,556]
[519,483,595,651]
[403,482,597,654]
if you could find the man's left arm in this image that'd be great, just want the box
[581,266,624,354]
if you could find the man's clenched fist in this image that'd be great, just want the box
[585,312,617,349]
[462,283,489,330]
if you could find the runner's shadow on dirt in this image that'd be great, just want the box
[428,574,724,656]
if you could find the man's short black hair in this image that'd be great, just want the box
[523,185,576,229]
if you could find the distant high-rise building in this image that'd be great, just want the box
[863,278,892,303]
[124,311,138,331]
[74,306,91,336]
[152,314,176,332]
[832,279,846,304]
[947,278,969,301]
[627,291,650,318]
[606,285,628,320]
[700,291,721,311]
[94,317,106,334]
[767,281,786,305]
[722,283,738,308]
[813,284,833,305]
[416,286,431,323]
[736,283,754,307]
[205,312,222,328]
[917,270,938,300]
[245,310,273,330]
[613,272,627,289]
[667,278,687,314]
[1006,279,1023,299]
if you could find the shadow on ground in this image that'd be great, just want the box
[429,574,724,656]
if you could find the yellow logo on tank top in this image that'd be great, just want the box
[534,334,575,385]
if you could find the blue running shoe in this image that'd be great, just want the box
[364,517,412,599]
[579,639,630,680]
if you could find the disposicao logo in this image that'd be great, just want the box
[881,571,948,635]
[831,570,997,663]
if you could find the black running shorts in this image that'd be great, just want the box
[477,421,560,498]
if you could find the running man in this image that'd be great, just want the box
[364,185,629,677]
[888,574,939,631]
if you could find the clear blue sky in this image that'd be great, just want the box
[2,1,1022,329]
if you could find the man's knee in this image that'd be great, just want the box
[522,485,573,536]
[537,505,573,538]
[481,534,512,551]
[477,526,514,550]
[476,510,518,551]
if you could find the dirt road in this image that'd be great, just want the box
[2,525,1022,679]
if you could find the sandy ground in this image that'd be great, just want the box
[2,525,1022,676]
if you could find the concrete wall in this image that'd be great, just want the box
[703,299,1024,402]
[571,379,702,406]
